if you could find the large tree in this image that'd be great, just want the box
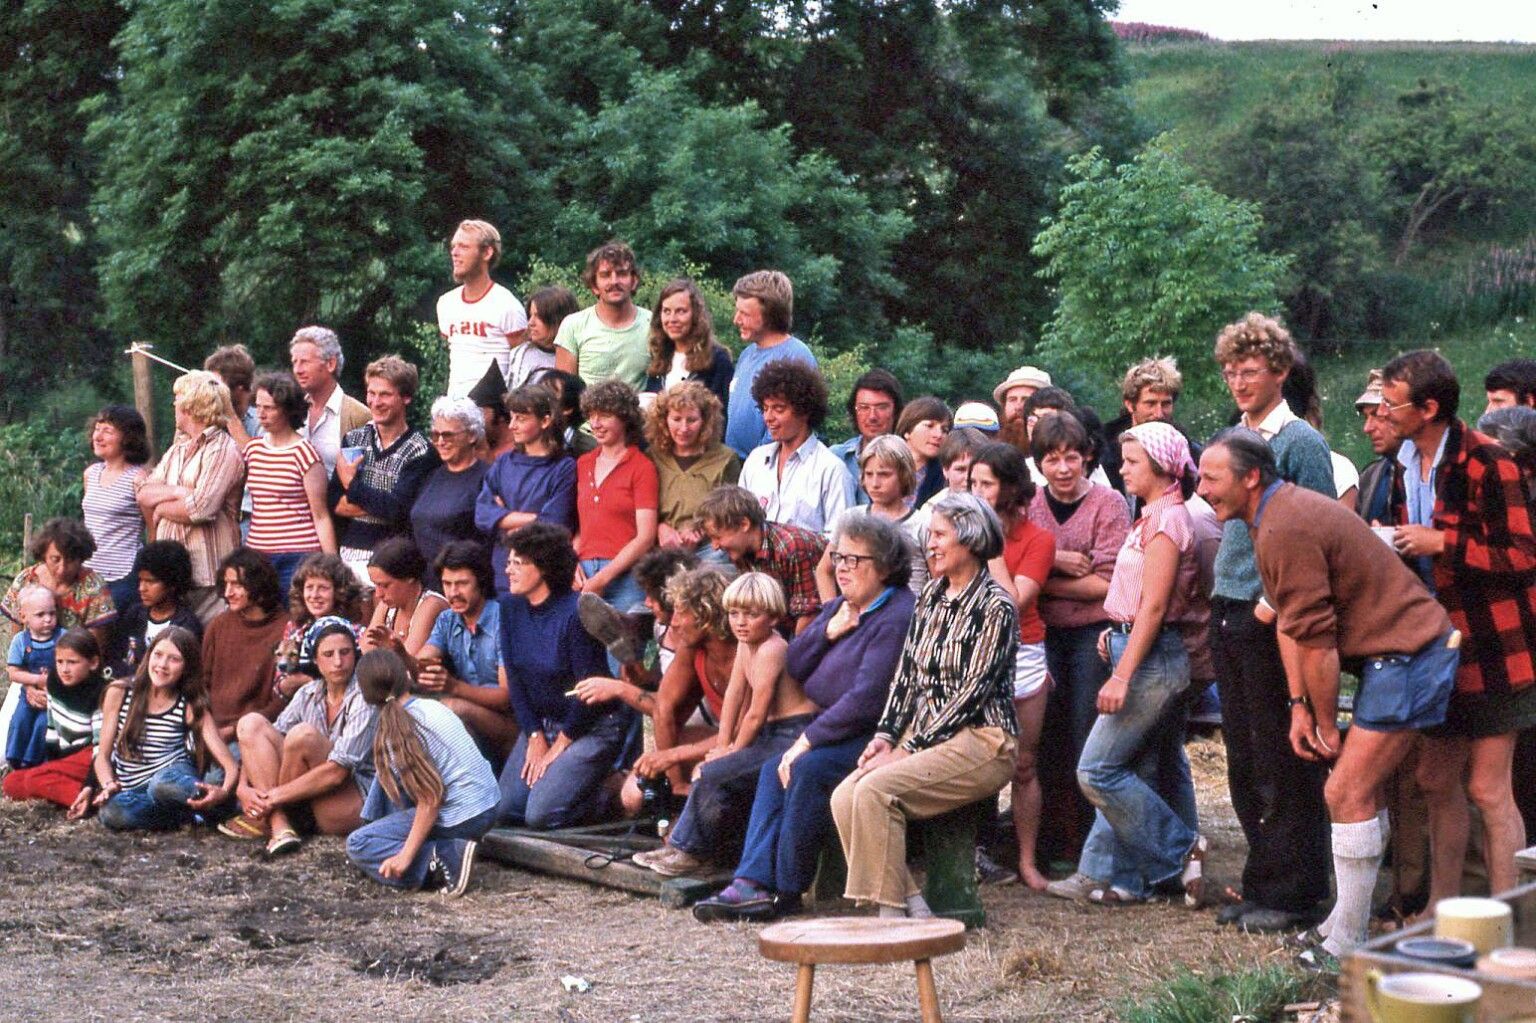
[1033,140,1290,422]
[0,0,125,418]
[89,0,543,370]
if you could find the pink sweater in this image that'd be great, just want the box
[1027,483,1131,629]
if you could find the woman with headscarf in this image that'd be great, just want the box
[1062,422,1210,906]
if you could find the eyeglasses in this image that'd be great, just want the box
[428,430,466,441]
[829,552,876,569]
[1374,398,1417,417]
[1220,368,1267,386]
[854,403,895,416]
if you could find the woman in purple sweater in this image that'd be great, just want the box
[693,516,916,921]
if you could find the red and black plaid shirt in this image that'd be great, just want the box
[750,521,826,622]
[1409,421,1536,696]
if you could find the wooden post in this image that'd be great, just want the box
[21,512,31,561]
[132,344,156,456]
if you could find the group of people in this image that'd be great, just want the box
[3,218,1534,973]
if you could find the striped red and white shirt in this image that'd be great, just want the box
[243,437,323,554]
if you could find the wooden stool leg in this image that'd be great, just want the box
[914,958,942,1023]
[791,963,815,1023]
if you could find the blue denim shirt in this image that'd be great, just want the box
[425,598,503,688]
[830,435,870,506]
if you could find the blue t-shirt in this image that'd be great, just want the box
[425,599,502,689]
[7,631,57,675]
[725,337,817,457]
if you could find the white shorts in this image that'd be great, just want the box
[1014,641,1050,700]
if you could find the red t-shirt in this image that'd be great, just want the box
[575,445,659,560]
[1004,518,1055,645]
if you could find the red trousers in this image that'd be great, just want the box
[2,746,93,806]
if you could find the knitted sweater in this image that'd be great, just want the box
[1212,419,1335,601]
[1026,483,1131,629]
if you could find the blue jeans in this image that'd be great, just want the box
[496,710,631,829]
[735,733,865,894]
[100,759,203,831]
[1076,628,1197,898]
[4,700,48,769]
[669,714,813,862]
[579,558,645,613]
[1045,622,1112,756]
[266,551,310,603]
[347,785,498,889]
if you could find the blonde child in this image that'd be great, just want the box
[634,572,817,876]
[4,586,59,768]
[89,627,238,830]
[3,629,109,810]
[345,650,499,896]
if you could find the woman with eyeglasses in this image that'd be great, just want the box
[411,397,492,590]
[693,515,916,921]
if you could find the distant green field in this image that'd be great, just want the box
[1124,39,1536,138]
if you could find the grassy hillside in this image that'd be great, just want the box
[1124,39,1536,138]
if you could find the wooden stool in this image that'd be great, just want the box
[759,917,967,1023]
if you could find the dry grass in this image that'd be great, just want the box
[0,736,1304,1022]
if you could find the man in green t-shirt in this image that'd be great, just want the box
[553,240,651,390]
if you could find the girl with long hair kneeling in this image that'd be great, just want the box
[346,649,500,896]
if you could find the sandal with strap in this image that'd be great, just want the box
[1087,885,1145,906]
[1180,834,1211,908]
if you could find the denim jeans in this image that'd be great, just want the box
[347,786,498,889]
[496,709,631,830]
[735,733,865,894]
[266,552,310,603]
[579,558,646,613]
[1075,628,1197,898]
[669,714,814,862]
[1040,622,1113,849]
[100,759,203,831]
[4,699,48,769]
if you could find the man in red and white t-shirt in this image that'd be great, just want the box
[436,219,529,399]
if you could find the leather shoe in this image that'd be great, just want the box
[1239,907,1305,933]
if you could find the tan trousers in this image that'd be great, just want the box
[830,726,1016,908]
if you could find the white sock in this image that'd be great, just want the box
[1322,818,1384,956]
[1317,810,1390,942]
[906,893,934,918]
[878,904,907,918]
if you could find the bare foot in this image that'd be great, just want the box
[1019,864,1050,892]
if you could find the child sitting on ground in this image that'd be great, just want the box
[3,629,109,812]
[90,627,237,831]
[4,586,60,769]
[634,572,818,876]
[345,649,499,896]
[111,541,204,675]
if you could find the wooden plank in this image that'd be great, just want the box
[480,828,733,907]
[131,345,156,456]
[482,829,665,898]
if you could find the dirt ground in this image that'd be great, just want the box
[0,736,1312,1022]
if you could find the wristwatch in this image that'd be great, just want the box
[1286,695,1311,710]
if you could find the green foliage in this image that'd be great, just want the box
[542,70,909,354]
[1197,62,1386,340]
[1369,80,1536,265]
[1118,965,1308,1023]
[1033,139,1290,424]
[87,0,544,373]
[0,391,98,563]
[0,0,125,421]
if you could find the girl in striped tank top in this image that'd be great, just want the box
[3,629,109,811]
[91,627,238,831]
[345,650,498,896]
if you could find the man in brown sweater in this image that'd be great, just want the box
[1200,429,1458,966]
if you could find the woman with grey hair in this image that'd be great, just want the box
[694,515,918,921]
[828,493,1020,918]
[411,396,492,590]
